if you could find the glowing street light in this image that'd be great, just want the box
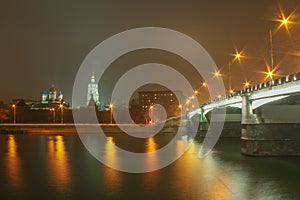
[268,5,294,71]
[213,70,221,78]
[244,81,251,88]
[228,49,245,93]
[109,103,113,124]
[59,104,64,124]
[50,108,55,123]
[12,104,16,124]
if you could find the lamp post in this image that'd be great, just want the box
[50,108,55,123]
[109,104,113,124]
[12,104,16,124]
[59,104,64,124]
[228,50,244,94]
[268,10,292,71]
[149,105,154,124]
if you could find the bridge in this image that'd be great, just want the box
[187,72,300,156]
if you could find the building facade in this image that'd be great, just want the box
[138,90,184,120]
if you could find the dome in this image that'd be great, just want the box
[49,85,57,101]
[49,85,57,93]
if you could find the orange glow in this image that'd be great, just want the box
[194,90,199,95]
[259,58,281,81]
[6,135,23,190]
[104,137,119,167]
[231,48,245,63]
[109,103,113,108]
[103,137,121,195]
[269,2,298,36]
[178,104,182,109]
[12,104,15,108]
[213,70,221,78]
[229,89,234,94]
[48,136,70,193]
[262,63,280,81]
[146,137,158,153]
[243,81,251,88]
[202,82,207,87]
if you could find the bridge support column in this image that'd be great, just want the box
[241,93,300,156]
[241,93,260,124]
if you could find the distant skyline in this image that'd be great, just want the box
[1,0,300,104]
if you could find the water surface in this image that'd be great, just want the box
[0,133,299,200]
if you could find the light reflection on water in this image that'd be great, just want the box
[6,135,24,191]
[47,135,71,195]
[0,133,300,200]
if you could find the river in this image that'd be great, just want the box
[0,132,299,200]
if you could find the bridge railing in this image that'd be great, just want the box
[202,72,300,107]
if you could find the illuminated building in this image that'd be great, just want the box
[31,84,67,110]
[86,72,101,106]
[139,91,185,118]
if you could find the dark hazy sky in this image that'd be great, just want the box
[1,0,300,104]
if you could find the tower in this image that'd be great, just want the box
[49,85,57,101]
[87,72,100,106]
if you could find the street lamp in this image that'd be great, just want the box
[50,108,55,123]
[228,49,245,93]
[12,104,16,124]
[268,8,293,70]
[149,105,154,124]
[59,104,64,124]
[213,70,221,78]
[109,103,113,124]
[243,81,251,88]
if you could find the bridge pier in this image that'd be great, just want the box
[241,93,300,156]
[241,93,260,124]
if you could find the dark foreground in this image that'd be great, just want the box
[0,132,300,200]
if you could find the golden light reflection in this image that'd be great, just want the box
[6,135,23,190]
[145,137,159,171]
[48,135,70,192]
[103,136,121,197]
[104,137,119,168]
[146,137,158,153]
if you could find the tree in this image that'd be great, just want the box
[0,108,9,123]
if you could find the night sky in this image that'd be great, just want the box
[1,0,300,105]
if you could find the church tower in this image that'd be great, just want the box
[87,72,100,106]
